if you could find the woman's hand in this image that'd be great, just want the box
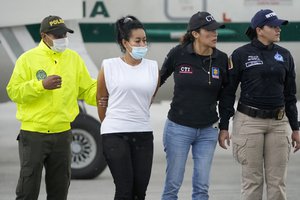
[218,130,230,149]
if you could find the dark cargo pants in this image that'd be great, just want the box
[16,130,72,200]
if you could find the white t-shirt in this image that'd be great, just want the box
[100,57,159,134]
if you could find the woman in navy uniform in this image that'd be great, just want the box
[219,9,300,200]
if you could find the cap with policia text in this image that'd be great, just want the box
[187,11,225,31]
[245,9,288,39]
[40,15,74,35]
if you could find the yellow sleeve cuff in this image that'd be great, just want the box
[33,80,45,93]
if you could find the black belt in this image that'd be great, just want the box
[237,103,285,120]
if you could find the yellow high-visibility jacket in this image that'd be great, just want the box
[6,41,97,133]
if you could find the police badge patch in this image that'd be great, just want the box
[212,67,220,79]
[274,52,284,62]
[36,70,47,80]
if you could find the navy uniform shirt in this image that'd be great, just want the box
[160,42,228,128]
[219,38,299,130]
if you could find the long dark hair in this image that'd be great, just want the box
[181,28,200,45]
[115,15,145,52]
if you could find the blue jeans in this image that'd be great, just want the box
[161,119,219,200]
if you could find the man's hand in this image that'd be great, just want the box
[42,75,62,90]
[291,130,300,153]
[219,130,230,149]
[97,96,108,108]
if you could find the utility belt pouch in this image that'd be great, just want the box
[275,108,285,120]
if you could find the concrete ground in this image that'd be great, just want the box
[1,101,299,200]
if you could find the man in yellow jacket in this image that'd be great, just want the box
[6,15,97,200]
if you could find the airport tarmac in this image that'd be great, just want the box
[1,101,300,200]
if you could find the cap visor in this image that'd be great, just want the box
[266,19,289,27]
[48,27,74,35]
[203,22,225,31]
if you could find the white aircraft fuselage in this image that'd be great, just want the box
[1,0,300,102]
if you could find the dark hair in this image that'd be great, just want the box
[245,26,258,40]
[181,29,199,45]
[115,15,145,52]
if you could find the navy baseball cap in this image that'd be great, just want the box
[245,9,288,39]
[187,11,225,31]
[250,9,288,29]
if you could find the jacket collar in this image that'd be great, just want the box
[38,40,63,55]
[186,42,218,59]
[251,38,274,50]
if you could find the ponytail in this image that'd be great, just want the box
[115,15,144,52]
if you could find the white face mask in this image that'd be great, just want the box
[129,45,148,60]
[50,37,69,53]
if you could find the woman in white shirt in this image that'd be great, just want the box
[96,15,160,200]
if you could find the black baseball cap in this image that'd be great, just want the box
[40,15,74,35]
[187,11,225,31]
[245,9,288,39]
